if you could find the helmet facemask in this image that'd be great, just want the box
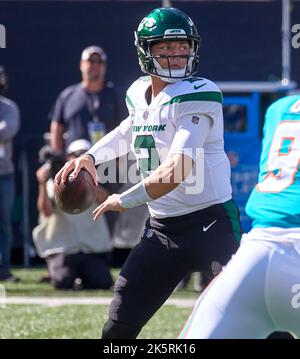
[136,35,199,83]
[135,8,200,83]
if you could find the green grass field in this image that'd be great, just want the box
[0,304,191,339]
[3,268,199,298]
[0,268,198,339]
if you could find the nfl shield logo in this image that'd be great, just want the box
[146,228,154,239]
[143,110,149,120]
[192,115,200,124]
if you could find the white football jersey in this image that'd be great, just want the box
[89,76,232,218]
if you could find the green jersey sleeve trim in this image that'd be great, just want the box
[222,200,242,243]
[126,95,134,109]
[162,91,223,106]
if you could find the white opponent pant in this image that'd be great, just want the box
[180,228,300,339]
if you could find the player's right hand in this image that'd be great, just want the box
[55,155,98,186]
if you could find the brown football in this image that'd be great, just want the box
[54,169,96,214]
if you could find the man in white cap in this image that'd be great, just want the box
[33,139,113,290]
[49,45,125,233]
[66,138,92,157]
[49,45,125,154]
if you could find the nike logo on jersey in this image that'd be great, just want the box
[203,220,217,232]
[194,83,207,90]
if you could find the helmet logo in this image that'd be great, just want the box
[144,17,156,29]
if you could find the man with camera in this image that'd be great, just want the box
[33,139,113,290]
[0,66,20,282]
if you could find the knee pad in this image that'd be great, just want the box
[101,318,142,339]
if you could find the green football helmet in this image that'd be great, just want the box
[135,7,201,83]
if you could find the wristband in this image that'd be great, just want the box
[119,181,152,209]
[83,153,96,165]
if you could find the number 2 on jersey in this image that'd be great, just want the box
[134,135,160,177]
[257,121,300,193]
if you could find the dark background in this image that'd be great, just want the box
[1,0,300,138]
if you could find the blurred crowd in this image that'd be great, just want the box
[0,46,149,289]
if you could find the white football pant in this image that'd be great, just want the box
[180,228,300,339]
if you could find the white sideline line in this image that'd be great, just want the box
[4,296,197,308]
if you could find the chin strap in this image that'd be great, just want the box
[152,58,193,83]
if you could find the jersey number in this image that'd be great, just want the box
[257,121,300,193]
[134,135,160,177]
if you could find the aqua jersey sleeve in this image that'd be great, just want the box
[246,95,300,228]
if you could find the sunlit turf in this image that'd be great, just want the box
[0,304,191,339]
[0,267,198,338]
[4,268,199,298]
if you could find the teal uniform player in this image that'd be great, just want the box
[247,95,300,228]
[181,96,300,339]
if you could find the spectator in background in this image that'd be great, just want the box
[33,139,113,290]
[49,45,125,152]
[49,45,126,233]
[111,155,149,267]
[223,105,246,132]
[0,66,20,282]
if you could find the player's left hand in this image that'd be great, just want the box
[93,193,126,221]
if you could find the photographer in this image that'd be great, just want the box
[0,66,20,282]
[33,139,113,289]
[36,145,65,217]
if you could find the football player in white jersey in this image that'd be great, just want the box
[55,7,242,338]
[180,95,300,339]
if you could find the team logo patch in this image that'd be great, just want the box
[143,110,149,120]
[146,228,154,239]
[130,109,135,124]
[192,115,200,124]
[211,260,222,276]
